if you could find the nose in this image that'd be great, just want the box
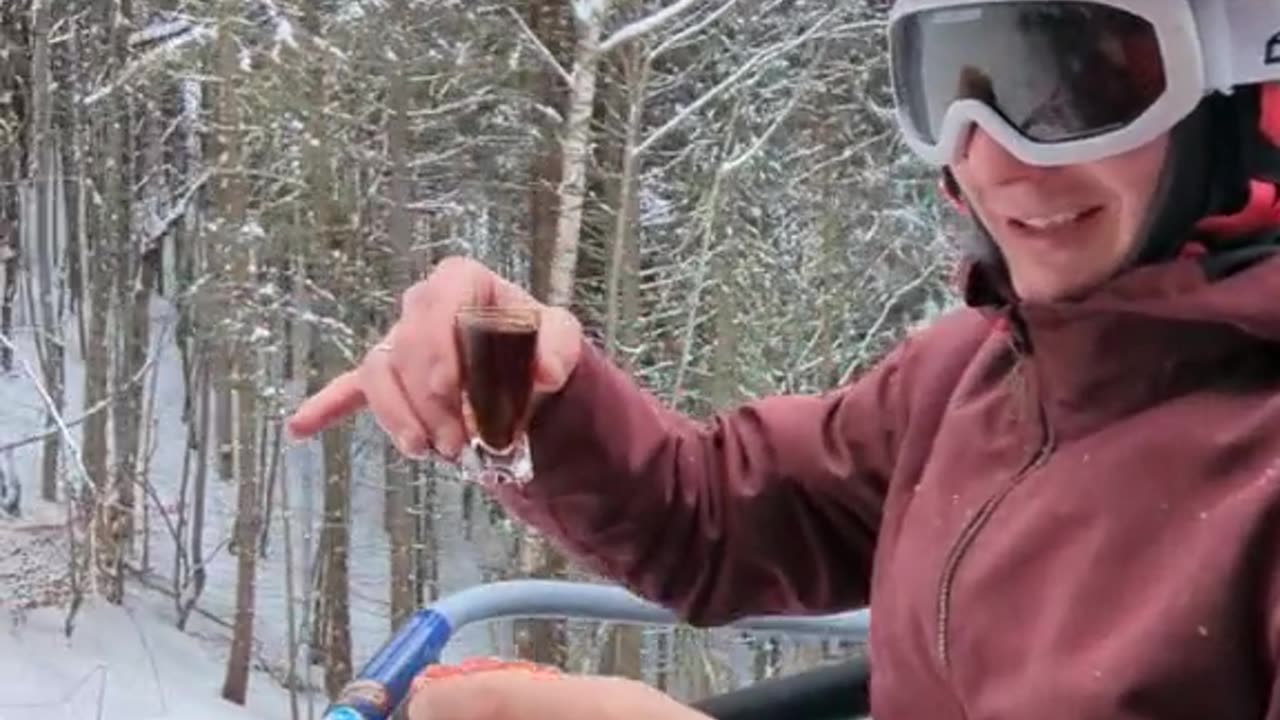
[958,126,1053,186]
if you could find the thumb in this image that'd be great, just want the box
[532,306,583,395]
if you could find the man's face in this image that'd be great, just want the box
[950,127,1170,302]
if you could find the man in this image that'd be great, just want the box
[289,1,1280,717]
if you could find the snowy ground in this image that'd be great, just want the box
[0,503,73,611]
[0,591,295,720]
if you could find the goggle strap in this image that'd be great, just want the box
[939,169,969,215]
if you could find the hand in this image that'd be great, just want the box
[406,659,713,720]
[284,257,583,459]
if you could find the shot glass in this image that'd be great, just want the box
[454,304,540,486]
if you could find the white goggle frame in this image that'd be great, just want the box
[888,0,1280,166]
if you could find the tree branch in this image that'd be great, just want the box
[0,331,95,494]
[505,7,573,87]
[599,0,701,54]
[634,8,837,157]
[652,0,739,58]
[0,338,162,454]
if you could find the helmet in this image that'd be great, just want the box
[887,0,1280,273]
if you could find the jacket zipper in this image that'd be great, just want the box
[934,402,1055,667]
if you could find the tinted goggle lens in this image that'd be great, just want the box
[891,2,1168,145]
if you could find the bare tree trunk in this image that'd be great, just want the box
[57,13,84,333]
[603,44,647,357]
[309,504,330,666]
[137,326,163,574]
[525,0,570,300]
[0,239,14,373]
[511,529,568,666]
[174,53,210,624]
[654,632,670,691]
[219,1,259,701]
[117,12,164,573]
[0,5,24,375]
[545,6,603,307]
[81,1,114,600]
[0,193,16,376]
[0,7,24,376]
[299,4,353,692]
[709,239,739,409]
[279,439,302,720]
[222,345,260,704]
[176,352,209,631]
[412,461,439,604]
[384,0,419,629]
[258,419,283,558]
[210,45,233,492]
[818,181,841,387]
[101,0,137,603]
[215,360,234,482]
[319,407,352,696]
[598,624,645,680]
[385,442,415,628]
[306,346,330,666]
[31,0,65,505]
[669,112,740,407]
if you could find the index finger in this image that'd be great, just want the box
[285,370,365,440]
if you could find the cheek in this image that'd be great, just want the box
[1102,139,1169,224]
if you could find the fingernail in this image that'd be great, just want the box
[397,432,428,459]
[436,428,464,460]
[283,423,305,445]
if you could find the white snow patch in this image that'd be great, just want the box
[0,596,293,719]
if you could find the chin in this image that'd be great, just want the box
[1011,271,1103,303]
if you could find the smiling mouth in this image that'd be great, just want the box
[1007,206,1104,232]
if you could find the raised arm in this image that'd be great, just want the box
[284,257,918,627]
[494,339,908,626]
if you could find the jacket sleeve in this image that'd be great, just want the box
[492,338,911,626]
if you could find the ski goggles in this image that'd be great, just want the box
[888,0,1280,167]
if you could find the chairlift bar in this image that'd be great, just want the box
[322,579,870,720]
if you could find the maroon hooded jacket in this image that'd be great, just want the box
[495,251,1280,719]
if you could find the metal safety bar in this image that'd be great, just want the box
[323,579,871,720]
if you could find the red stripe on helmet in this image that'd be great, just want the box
[1196,180,1280,237]
[1195,85,1280,238]
[1261,83,1280,146]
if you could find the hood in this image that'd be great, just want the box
[958,249,1280,442]
[960,244,1280,344]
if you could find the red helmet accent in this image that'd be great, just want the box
[1195,83,1280,238]
[1196,180,1279,236]
[1261,82,1280,146]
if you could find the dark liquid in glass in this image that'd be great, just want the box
[456,314,538,451]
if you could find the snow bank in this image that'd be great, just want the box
[0,596,295,720]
